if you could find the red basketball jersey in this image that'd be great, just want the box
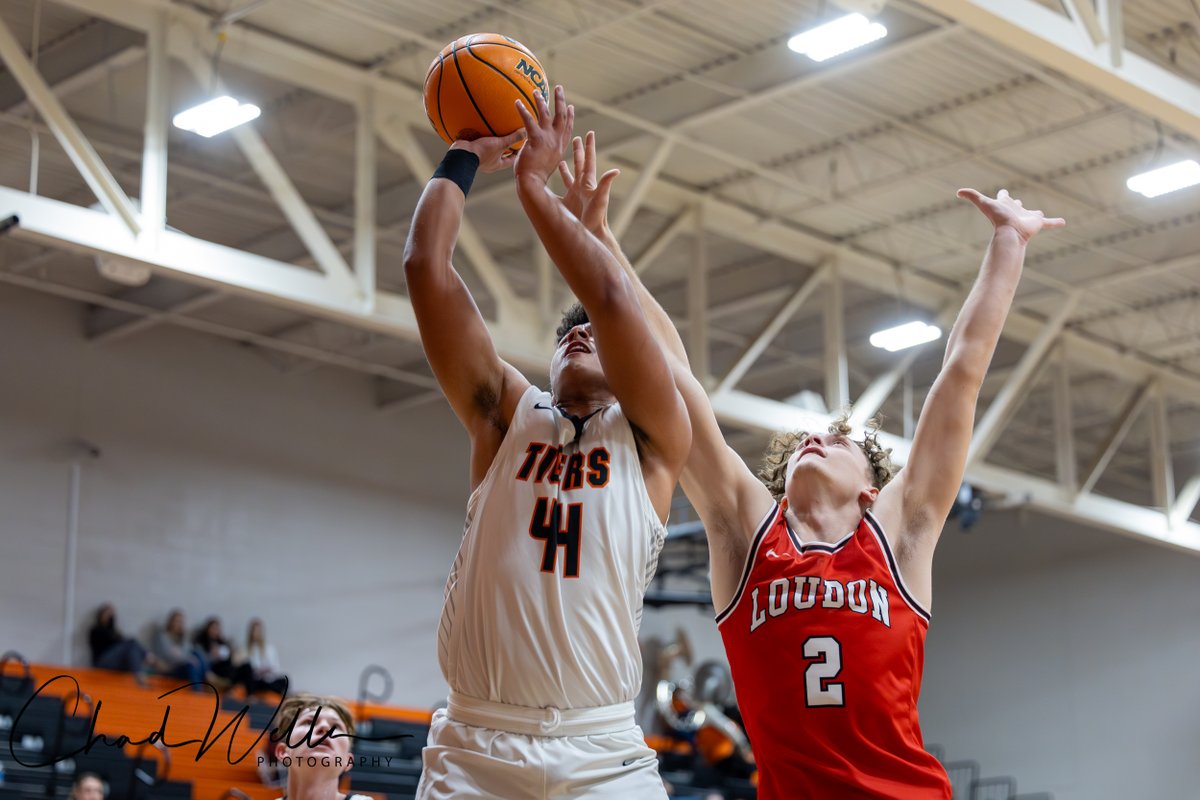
[718,503,951,799]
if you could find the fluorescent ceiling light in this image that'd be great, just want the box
[1126,159,1200,198]
[172,96,261,138]
[869,321,942,352]
[787,13,888,62]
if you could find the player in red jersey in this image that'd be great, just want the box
[550,131,1065,798]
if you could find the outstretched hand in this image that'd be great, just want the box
[450,129,526,173]
[514,84,575,186]
[957,188,1066,243]
[558,130,621,237]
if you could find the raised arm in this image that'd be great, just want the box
[555,130,774,606]
[402,133,531,487]
[557,132,689,367]
[875,189,1065,561]
[512,87,691,516]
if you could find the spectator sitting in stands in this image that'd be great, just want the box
[88,604,159,684]
[151,609,206,687]
[268,693,371,800]
[193,616,236,690]
[69,772,106,800]
[236,618,289,697]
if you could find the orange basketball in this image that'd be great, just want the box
[423,33,549,145]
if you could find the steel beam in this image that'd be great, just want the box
[610,138,674,238]
[849,299,961,429]
[0,14,140,235]
[1098,0,1123,68]
[140,12,168,245]
[354,87,377,309]
[1078,380,1154,496]
[1052,345,1077,491]
[1171,476,1200,530]
[376,122,524,319]
[1148,387,1175,512]
[633,209,691,276]
[45,0,1200,405]
[715,265,828,395]
[969,293,1079,468]
[913,0,1200,140]
[708,388,1200,553]
[0,186,545,372]
[87,282,221,343]
[605,157,1200,403]
[1061,0,1105,46]
[824,263,849,412]
[175,42,357,294]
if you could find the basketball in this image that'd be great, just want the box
[423,33,549,145]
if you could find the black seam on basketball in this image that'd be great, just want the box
[464,41,538,115]
[715,502,779,626]
[450,45,498,137]
[433,53,452,144]
[863,512,931,622]
[470,38,537,60]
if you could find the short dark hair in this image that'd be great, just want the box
[556,303,589,342]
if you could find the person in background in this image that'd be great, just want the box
[237,617,289,696]
[88,604,158,683]
[69,772,105,800]
[151,609,206,686]
[267,693,371,800]
[193,616,236,689]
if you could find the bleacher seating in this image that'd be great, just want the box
[0,659,1055,800]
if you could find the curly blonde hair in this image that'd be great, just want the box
[758,410,896,501]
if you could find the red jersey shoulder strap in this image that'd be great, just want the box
[714,502,782,625]
[861,510,931,624]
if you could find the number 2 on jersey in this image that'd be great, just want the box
[529,497,582,578]
[803,636,845,707]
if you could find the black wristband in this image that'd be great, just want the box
[433,148,481,196]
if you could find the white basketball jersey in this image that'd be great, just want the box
[437,385,666,710]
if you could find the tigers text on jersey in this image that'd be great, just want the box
[718,503,952,799]
[437,386,666,710]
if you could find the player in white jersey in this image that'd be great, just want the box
[406,84,691,799]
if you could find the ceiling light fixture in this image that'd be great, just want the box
[869,321,941,352]
[172,95,260,138]
[1126,159,1200,199]
[787,13,888,62]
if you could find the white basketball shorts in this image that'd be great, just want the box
[416,692,667,800]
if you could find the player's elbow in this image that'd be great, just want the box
[939,352,987,392]
[595,269,639,318]
[402,243,444,285]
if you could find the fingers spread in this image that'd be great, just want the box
[573,136,585,177]
[596,168,620,205]
[584,131,598,181]
[515,98,536,131]
[558,160,574,187]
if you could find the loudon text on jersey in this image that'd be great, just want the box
[749,576,891,632]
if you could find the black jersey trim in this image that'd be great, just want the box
[714,502,779,626]
[863,510,931,624]
[783,518,855,555]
